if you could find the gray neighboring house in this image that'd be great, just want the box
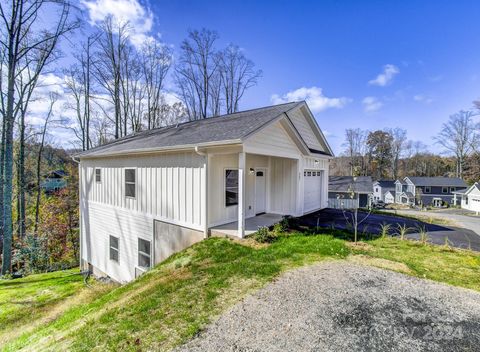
[372,180,395,203]
[328,176,373,208]
[394,176,468,207]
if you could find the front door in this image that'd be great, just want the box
[255,169,266,214]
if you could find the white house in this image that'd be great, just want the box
[372,180,395,203]
[76,102,333,282]
[454,182,480,214]
[384,190,395,204]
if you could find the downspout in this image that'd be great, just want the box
[71,155,85,275]
[195,146,209,238]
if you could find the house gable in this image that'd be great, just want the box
[243,120,304,159]
[285,103,333,156]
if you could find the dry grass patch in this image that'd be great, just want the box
[348,254,412,274]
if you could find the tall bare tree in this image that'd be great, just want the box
[435,110,479,178]
[0,0,76,273]
[342,128,367,176]
[387,128,407,179]
[141,40,172,129]
[175,29,219,120]
[217,44,261,114]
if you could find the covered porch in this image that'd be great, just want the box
[209,213,284,237]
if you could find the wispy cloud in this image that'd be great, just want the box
[413,94,434,104]
[368,64,400,86]
[362,96,383,112]
[81,0,155,48]
[271,86,351,113]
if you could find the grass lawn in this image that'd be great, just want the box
[2,233,480,352]
[371,208,456,226]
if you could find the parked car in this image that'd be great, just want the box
[373,200,386,209]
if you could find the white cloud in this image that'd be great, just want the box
[362,96,383,113]
[368,64,400,86]
[271,86,351,113]
[413,94,433,104]
[81,0,155,47]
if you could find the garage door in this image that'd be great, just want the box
[304,170,323,212]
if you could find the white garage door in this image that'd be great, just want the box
[304,170,323,213]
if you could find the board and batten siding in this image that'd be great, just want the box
[243,120,301,159]
[80,152,206,282]
[287,107,325,152]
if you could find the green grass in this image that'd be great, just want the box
[2,234,347,352]
[3,233,479,352]
[357,237,480,291]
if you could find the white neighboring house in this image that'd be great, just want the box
[454,182,480,214]
[372,180,395,203]
[76,102,333,282]
[384,190,395,204]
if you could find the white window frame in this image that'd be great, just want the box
[95,168,101,183]
[224,168,239,207]
[137,237,152,269]
[424,186,431,193]
[109,235,119,262]
[125,168,137,199]
[442,187,448,194]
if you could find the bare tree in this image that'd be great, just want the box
[94,17,129,138]
[175,29,219,120]
[34,93,57,234]
[140,40,172,129]
[0,0,77,274]
[217,44,261,114]
[435,110,479,178]
[387,128,407,179]
[342,128,367,176]
[64,34,99,151]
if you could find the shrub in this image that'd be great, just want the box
[253,226,277,243]
[379,223,392,238]
[12,235,50,274]
[395,224,412,240]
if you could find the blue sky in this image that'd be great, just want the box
[46,1,480,153]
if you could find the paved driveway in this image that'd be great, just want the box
[178,262,480,352]
[298,208,480,251]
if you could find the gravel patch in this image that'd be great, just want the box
[176,261,480,352]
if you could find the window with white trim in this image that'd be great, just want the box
[442,187,448,193]
[225,169,238,206]
[425,186,431,193]
[95,168,101,183]
[109,235,119,262]
[125,169,136,198]
[138,238,151,268]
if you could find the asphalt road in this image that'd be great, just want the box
[178,262,480,352]
[298,208,480,251]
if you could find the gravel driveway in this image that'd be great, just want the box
[177,262,480,352]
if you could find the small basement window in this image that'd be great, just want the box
[442,187,448,193]
[138,238,151,268]
[125,169,136,198]
[95,168,101,183]
[225,169,238,206]
[109,235,119,262]
[425,186,431,193]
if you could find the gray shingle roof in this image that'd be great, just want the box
[375,180,396,189]
[329,176,373,194]
[406,177,467,187]
[78,102,305,158]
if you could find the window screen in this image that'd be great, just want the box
[95,168,101,182]
[125,169,136,198]
[109,235,119,262]
[138,238,151,268]
[225,169,238,206]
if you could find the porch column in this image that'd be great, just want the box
[238,151,246,238]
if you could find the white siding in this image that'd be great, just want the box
[80,152,205,230]
[243,121,301,159]
[80,151,206,282]
[288,107,324,151]
[270,157,297,215]
[81,202,154,282]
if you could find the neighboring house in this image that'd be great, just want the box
[384,190,395,204]
[394,176,467,207]
[76,102,333,282]
[328,176,373,209]
[372,180,395,203]
[40,170,68,192]
[454,182,480,214]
